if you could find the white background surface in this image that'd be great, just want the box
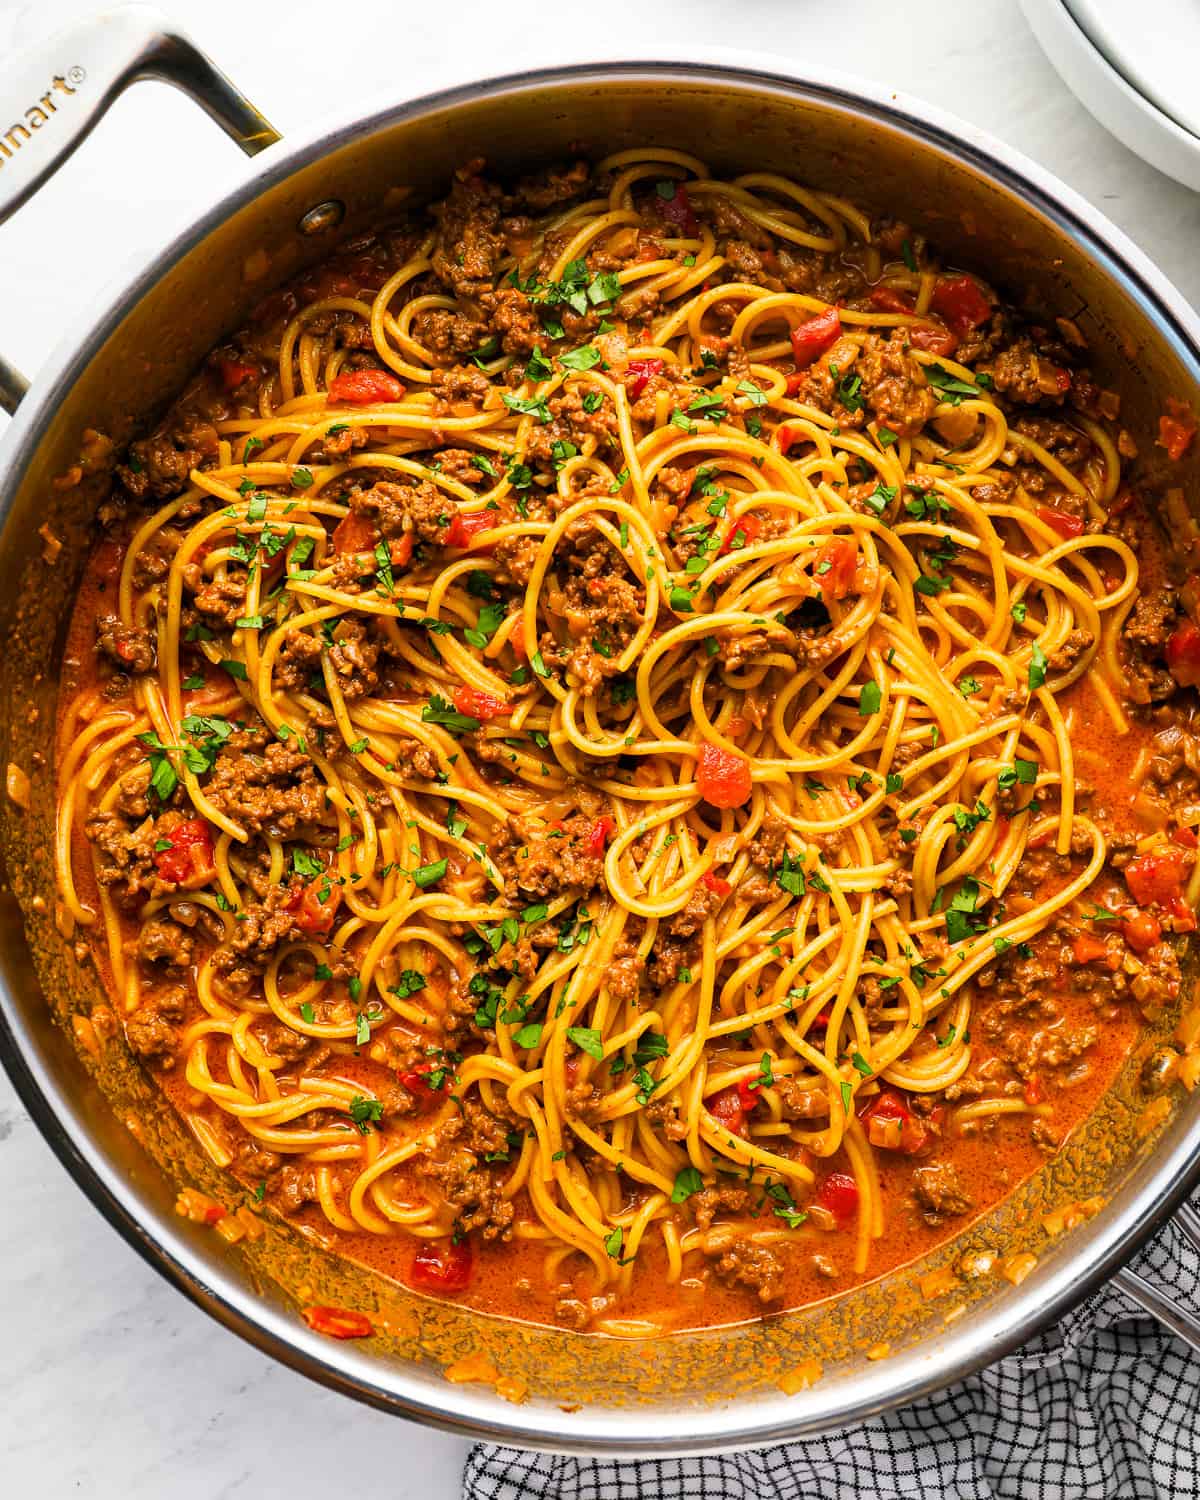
[1,1,1198,1495]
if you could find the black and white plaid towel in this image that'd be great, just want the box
[464,1191,1200,1499]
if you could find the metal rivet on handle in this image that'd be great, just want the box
[298,200,345,236]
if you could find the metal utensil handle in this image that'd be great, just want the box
[0,2,280,415]
[1111,1265,1200,1356]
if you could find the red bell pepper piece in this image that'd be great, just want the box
[719,514,762,555]
[1158,400,1197,461]
[587,817,616,857]
[696,743,753,809]
[702,871,732,896]
[389,534,414,568]
[1174,825,1199,849]
[626,358,664,399]
[814,537,858,602]
[860,1087,929,1154]
[444,511,495,550]
[152,819,216,889]
[814,1171,859,1226]
[409,1238,475,1295]
[1166,619,1200,687]
[328,369,406,405]
[705,1083,757,1137]
[398,1064,447,1109]
[790,307,842,369]
[302,1305,374,1340]
[1037,506,1085,540]
[331,511,378,555]
[452,686,507,721]
[929,275,992,333]
[287,878,342,937]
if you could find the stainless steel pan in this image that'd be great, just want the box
[2,3,1199,1454]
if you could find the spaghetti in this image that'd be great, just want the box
[55,149,1197,1328]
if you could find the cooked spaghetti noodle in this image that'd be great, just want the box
[55,150,1198,1329]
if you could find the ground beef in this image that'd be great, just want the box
[205,730,327,836]
[646,928,699,989]
[430,162,506,303]
[255,1018,319,1064]
[124,985,187,1066]
[326,617,381,700]
[701,1224,785,1302]
[776,1077,831,1119]
[412,308,489,362]
[912,1160,974,1225]
[275,629,323,692]
[980,338,1071,406]
[86,807,162,907]
[1048,627,1095,672]
[688,1184,753,1230]
[665,880,724,939]
[392,737,440,780]
[95,614,156,674]
[494,803,608,898]
[348,478,450,544]
[1125,587,1178,651]
[214,884,310,970]
[855,332,939,437]
[526,385,619,466]
[268,1163,322,1214]
[137,916,194,969]
[416,1136,514,1241]
[190,572,250,629]
[492,533,542,587]
[117,416,219,500]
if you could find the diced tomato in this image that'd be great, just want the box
[332,511,377,555]
[658,182,698,236]
[1122,909,1162,953]
[1071,932,1110,966]
[778,423,800,455]
[452,686,506,721]
[444,510,495,551]
[390,533,414,568]
[1125,849,1190,908]
[811,1008,831,1030]
[790,307,842,368]
[696,743,753,809]
[1158,399,1197,461]
[328,369,406,405]
[784,374,806,398]
[736,1078,762,1113]
[1174,825,1199,849]
[868,286,915,314]
[625,358,664,399]
[907,324,958,357]
[1166,619,1200,687]
[719,514,761,555]
[814,536,858,602]
[814,1171,859,1227]
[1037,506,1085,540]
[706,1084,751,1137]
[302,1305,374,1340]
[929,275,992,333]
[587,817,615,857]
[702,871,732,896]
[152,818,216,889]
[1024,1077,1043,1107]
[409,1238,475,1295]
[218,358,258,393]
[288,877,342,937]
[398,1065,447,1109]
[860,1088,928,1154]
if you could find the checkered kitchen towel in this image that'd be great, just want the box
[464,1191,1200,1499]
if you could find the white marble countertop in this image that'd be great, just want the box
[2,0,1197,1493]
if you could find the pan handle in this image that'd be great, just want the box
[0,2,280,415]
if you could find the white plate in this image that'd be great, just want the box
[1067,0,1200,142]
[1020,0,1200,191]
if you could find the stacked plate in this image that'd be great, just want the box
[1021,0,1200,190]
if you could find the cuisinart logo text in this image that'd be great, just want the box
[0,66,86,165]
